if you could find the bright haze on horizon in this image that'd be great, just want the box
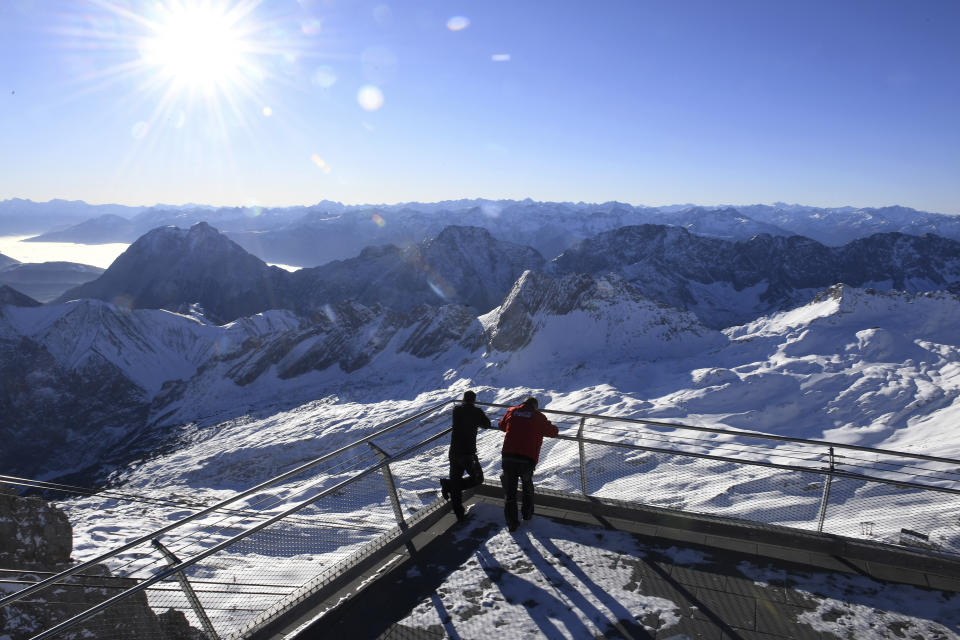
[0,0,959,213]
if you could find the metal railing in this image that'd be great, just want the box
[3,399,960,640]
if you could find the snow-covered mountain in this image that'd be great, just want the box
[29,282,957,579]
[551,225,960,328]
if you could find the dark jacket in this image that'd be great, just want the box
[499,405,559,465]
[450,403,491,455]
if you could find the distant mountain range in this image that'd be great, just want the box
[56,223,545,323]
[54,221,960,328]
[6,198,960,267]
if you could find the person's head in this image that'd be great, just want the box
[462,390,477,404]
[522,396,538,409]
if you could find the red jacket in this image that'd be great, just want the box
[499,405,559,465]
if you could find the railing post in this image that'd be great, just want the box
[151,538,219,640]
[816,446,835,533]
[369,442,408,531]
[578,417,588,497]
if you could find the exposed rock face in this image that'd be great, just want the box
[288,224,545,314]
[0,486,202,640]
[0,327,150,481]
[0,485,72,569]
[481,270,724,360]
[217,300,484,384]
[551,226,960,328]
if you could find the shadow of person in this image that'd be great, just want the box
[512,532,656,639]
[475,546,597,638]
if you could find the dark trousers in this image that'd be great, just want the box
[449,453,483,510]
[500,453,535,526]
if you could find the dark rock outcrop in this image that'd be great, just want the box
[0,486,202,640]
[56,222,291,324]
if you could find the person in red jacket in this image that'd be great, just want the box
[498,396,559,531]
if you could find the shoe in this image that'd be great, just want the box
[454,505,465,521]
[522,512,533,521]
[440,479,450,501]
[507,520,519,532]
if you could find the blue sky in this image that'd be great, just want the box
[1,0,958,212]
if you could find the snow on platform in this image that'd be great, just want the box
[293,499,960,640]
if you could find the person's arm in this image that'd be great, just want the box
[537,412,559,438]
[479,407,492,430]
[498,410,509,432]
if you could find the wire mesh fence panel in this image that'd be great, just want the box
[382,438,450,519]
[819,475,960,553]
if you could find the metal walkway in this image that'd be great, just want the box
[3,400,960,639]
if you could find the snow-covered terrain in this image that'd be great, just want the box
[27,282,954,564]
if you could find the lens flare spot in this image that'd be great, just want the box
[491,53,511,62]
[427,279,448,300]
[373,4,392,25]
[357,85,384,111]
[301,18,322,35]
[321,304,338,325]
[262,106,273,117]
[446,16,470,31]
[311,154,332,173]
[481,203,502,218]
[371,213,386,227]
[112,294,134,311]
[131,121,150,139]
[312,66,337,88]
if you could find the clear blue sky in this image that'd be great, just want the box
[1,0,958,213]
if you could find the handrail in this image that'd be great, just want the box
[0,399,453,610]
[28,422,455,640]
[559,432,960,497]
[475,401,960,467]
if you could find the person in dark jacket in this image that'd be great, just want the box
[441,390,491,520]
[498,396,559,531]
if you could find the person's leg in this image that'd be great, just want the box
[449,454,471,520]
[460,454,484,491]
[442,453,465,501]
[500,457,520,530]
[519,461,535,521]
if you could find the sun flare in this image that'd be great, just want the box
[139,2,252,92]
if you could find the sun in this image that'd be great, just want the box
[139,2,253,93]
